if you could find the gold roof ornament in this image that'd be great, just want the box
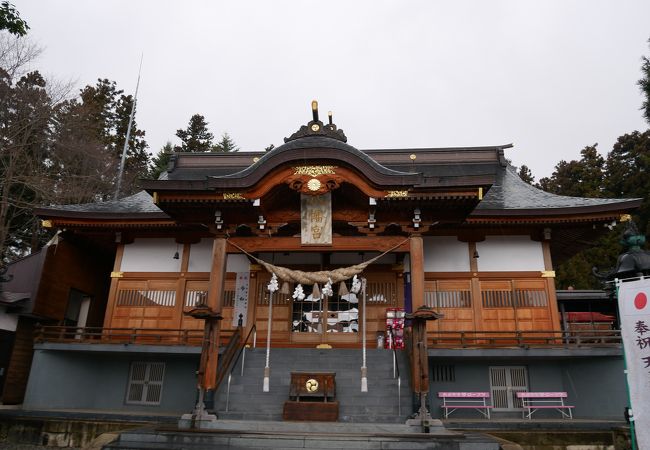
[293,165,337,177]
[223,193,246,200]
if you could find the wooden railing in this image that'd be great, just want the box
[426,329,621,348]
[34,325,237,346]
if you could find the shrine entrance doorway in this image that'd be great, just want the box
[253,262,404,347]
[290,282,360,345]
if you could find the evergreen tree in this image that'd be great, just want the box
[213,132,239,152]
[517,165,535,185]
[149,142,174,180]
[175,114,214,152]
[0,1,29,36]
[538,145,604,198]
[76,79,149,198]
[639,38,650,126]
[604,131,650,234]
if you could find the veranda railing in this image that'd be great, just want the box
[426,329,621,348]
[34,325,237,346]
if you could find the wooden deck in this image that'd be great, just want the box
[34,326,621,348]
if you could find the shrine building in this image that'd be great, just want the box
[0,103,640,423]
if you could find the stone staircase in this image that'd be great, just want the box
[103,421,502,450]
[212,347,413,423]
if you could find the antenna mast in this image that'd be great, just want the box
[114,54,143,200]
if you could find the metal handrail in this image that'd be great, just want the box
[386,326,401,416]
[426,329,622,348]
[225,324,257,412]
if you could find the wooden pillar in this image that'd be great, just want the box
[207,237,228,313]
[410,235,425,310]
[542,240,562,330]
[202,236,228,390]
[468,242,483,331]
[103,244,125,329]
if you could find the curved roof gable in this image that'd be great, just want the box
[206,135,421,190]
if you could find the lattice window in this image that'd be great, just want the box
[514,289,547,307]
[126,362,165,405]
[366,281,397,305]
[256,281,290,305]
[425,290,472,308]
[185,290,235,307]
[117,290,176,307]
[431,364,456,382]
[482,290,513,308]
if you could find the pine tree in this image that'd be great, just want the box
[149,142,174,180]
[175,114,214,152]
[517,165,535,185]
[213,132,239,152]
[639,38,650,126]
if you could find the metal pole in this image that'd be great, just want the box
[114,54,143,200]
[263,290,273,392]
[225,373,232,412]
[361,277,368,392]
[241,346,246,376]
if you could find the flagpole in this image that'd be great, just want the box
[114,53,143,200]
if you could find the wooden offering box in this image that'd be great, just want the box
[282,372,338,421]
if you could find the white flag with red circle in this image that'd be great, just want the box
[618,278,650,449]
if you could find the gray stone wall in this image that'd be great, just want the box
[23,350,198,414]
[428,356,626,420]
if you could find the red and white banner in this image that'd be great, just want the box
[619,278,650,449]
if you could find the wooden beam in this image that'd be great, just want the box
[409,236,425,310]
[227,236,410,253]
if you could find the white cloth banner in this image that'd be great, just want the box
[232,272,250,327]
[619,278,650,449]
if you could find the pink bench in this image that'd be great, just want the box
[516,392,574,419]
[438,392,492,419]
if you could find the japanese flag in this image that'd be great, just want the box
[619,283,650,316]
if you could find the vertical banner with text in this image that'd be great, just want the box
[301,192,332,245]
[232,272,250,327]
[619,278,650,449]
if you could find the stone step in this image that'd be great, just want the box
[211,348,412,423]
[104,423,501,450]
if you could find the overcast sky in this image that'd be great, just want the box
[16,0,650,179]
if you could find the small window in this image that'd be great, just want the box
[126,362,165,405]
[431,364,456,382]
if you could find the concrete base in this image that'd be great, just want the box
[178,412,219,430]
[104,420,502,450]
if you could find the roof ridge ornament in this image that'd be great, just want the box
[284,100,348,143]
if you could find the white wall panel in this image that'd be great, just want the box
[476,236,545,271]
[423,237,470,272]
[121,239,181,272]
[0,307,18,331]
[227,254,251,273]
[188,239,212,272]
[188,239,251,272]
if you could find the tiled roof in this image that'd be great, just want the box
[36,191,169,218]
[473,166,639,214]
